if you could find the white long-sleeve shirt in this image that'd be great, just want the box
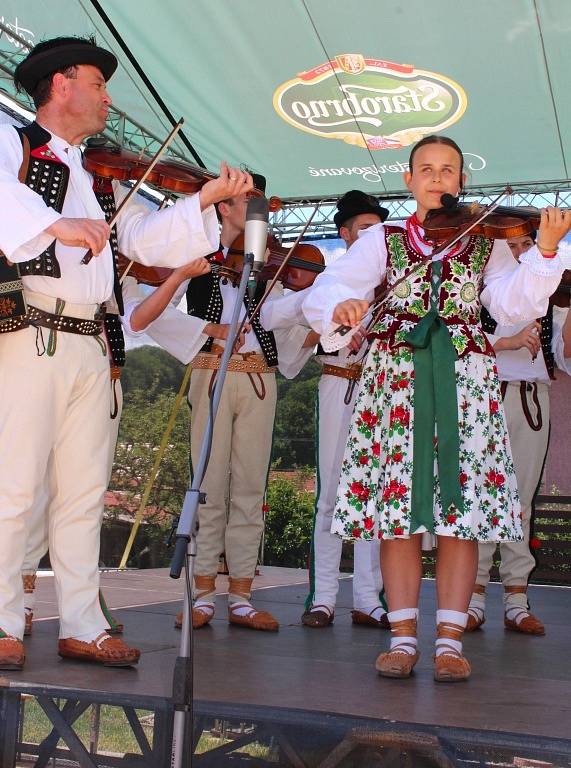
[488,306,571,383]
[0,124,219,305]
[302,222,569,347]
[123,276,311,379]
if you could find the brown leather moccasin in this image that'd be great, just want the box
[0,635,25,670]
[229,604,279,631]
[352,609,390,629]
[505,612,545,636]
[58,633,140,667]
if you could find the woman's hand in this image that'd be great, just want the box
[332,299,369,328]
[537,207,571,253]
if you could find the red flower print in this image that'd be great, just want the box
[389,405,409,427]
[377,371,386,388]
[372,442,381,457]
[360,409,379,428]
[364,517,374,531]
[359,454,369,465]
[393,527,404,536]
[491,515,500,526]
[486,470,505,488]
[352,527,362,538]
[383,479,407,501]
[459,472,468,486]
[349,481,369,502]
[392,450,403,463]
[489,399,499,414]
[447,513,457,524]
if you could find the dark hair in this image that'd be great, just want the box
[408,134,464,191]
[15,36,96,108]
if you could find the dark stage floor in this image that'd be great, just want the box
[2,567,570,747]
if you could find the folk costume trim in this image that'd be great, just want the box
[186,268,278,367]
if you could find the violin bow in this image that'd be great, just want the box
[342,186,512,349]
[81,118,185,265]
[231,201,321,346]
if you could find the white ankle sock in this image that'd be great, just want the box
[72,630,110,643]
[504,591,529,624]
[364,605,387,620]
[228,598,253,617]
[194,599,215,617]
[435,609,467,657]
[387,608,418,655]
[468,591,486,622]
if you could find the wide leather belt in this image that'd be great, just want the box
[0,304,105,336]
[322,362,363,381]
[110,364,122,380]
[192,352,276,374]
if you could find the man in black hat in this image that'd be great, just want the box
[302,190,391,629]
[0,35,251,669]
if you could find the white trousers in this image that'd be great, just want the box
[308,373,383,611]
[477,381,550,587]
[22,378,123,611]
[0,293,111,639]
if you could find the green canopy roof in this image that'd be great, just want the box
[0,0,569,200]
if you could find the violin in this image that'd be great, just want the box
[219,234,325,291]
[424,196,571,307]
[84,143,283,207]
[117,253,173,286]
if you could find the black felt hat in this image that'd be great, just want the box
[333,190,389,231]
[15,37,118,95]
[251,173,266,194]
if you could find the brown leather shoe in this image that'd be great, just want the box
[352,608,390,629]
[434,652,471,682]
[58,633,140,667]
[302,605,334,628]
[376,649,419,678]
[505,612,545,636]
[0,635,25,670]
[229,604,279,631]
[174,607,215,629]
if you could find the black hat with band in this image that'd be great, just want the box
[15,37,118,95]
[334,189,389,232]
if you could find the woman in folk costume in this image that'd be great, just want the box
[302,135,571,682]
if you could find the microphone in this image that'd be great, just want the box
[244,196,269,298]
[440,193,459,210]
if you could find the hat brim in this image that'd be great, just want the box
[16,43,117,94]
[334,204,389,230]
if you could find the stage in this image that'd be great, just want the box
[1,567,570,767]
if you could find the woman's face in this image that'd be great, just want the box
[404,143,465,221]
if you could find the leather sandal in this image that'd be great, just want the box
[352,607,390,629]
[24,610,33,637]
[376,616,418,678]
[302,604,334,628]
[174,604,215,629]
[58,633,140,667]
[0,634,25,670]
[504,610,545,636]
[466,608,485,632]
[228,603,279,631]
[434,621,470,682]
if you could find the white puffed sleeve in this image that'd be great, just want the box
[552,306,571,375]
[481,239,564,325]
[114,183,219,268]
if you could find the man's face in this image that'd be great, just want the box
[60,64,111,135]
[507,234,535,261]
[340,213,382,248]
[220,193,249,233]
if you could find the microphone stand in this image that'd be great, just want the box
[168,251,255,768]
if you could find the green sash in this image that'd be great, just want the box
[404,260,464,532]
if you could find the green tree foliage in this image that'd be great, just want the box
[263,474,315,569]
[272,358,320,468]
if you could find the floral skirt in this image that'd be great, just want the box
[332,342,522,542]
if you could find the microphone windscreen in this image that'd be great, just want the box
[440,193,459,210]
[246,195,269,222]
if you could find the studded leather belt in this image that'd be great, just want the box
[322,362,363,381]
[191,352,276,374]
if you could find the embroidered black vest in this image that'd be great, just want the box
[185,269,278,366]
[13,123,125,362]
[480,305,555,380]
